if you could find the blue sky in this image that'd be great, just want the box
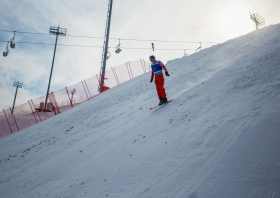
[1,0,280,110]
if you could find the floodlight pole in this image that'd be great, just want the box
[249,12,265,30]
[44,26,67,110]
[12,81,23,114]
[252,14,258,30]
[99,0,113,93]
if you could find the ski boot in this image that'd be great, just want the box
[159,96,163,105]
[161,98,168,104]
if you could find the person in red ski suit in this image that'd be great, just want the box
[149,55,170,105]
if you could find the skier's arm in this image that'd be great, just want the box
[158,61,170,76]
[151,69,155,78]
[158,61,167,72]
[150,68,154,83]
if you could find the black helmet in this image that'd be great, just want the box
[149,55,155,60]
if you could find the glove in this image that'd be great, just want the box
[150,77,153,83]
[165,71,170,76]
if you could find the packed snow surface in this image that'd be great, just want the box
[1,24,280,198]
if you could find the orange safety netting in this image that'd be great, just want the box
[0,59,150,139]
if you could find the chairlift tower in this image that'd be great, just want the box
[11,81,23,114]
[99,0,113,93]
[249,12,265,30]
[44,26,67,110]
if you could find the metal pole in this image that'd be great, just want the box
[100,0,113,93]
[12,85,19,114]
[45,31,59,110]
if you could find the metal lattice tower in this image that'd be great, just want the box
[250,12,265,30]
[99,0,113,93]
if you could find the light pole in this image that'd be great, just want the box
[44,26,67,110]
[249,12,265,30]
[12,81,23,114]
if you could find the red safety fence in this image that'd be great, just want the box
[0,59,150,139]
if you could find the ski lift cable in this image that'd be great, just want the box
[111,38,219,44]
[0,40,103,48]
[0,40,202,51]
[0,29,220,44]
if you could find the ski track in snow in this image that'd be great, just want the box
[1,24,280,198]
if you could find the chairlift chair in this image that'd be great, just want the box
[196,42,202,52]
[3,50,9,57]
[115,38,122,54]
[106,51,111,60]
[10,41,15,49]
[3,42,9,57]
[115,45,122,53]
[10,32,16,49]
[184,49,188,56]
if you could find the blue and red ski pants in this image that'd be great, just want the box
[154,73,167,99]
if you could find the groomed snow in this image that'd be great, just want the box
[1,24,280,198]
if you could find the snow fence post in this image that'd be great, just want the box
[128,61,133,79]
[81,81,89,100]
[84,80,92,99]
[3,109,12,134]
[51,92,60,114]
[65,87,73,108]
[111,67,119,85]
[28,100,37,123]
[9,107,19,131]
[126,62,132,80]
[31,99,42,121]
[140,58,146,73]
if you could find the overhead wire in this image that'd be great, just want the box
[0,40,197,50]
[0,29,220,44]
[1,29,219,52]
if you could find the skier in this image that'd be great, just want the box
[149,55,170,105]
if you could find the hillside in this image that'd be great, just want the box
[1,24,280,198]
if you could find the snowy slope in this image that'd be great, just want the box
[1,24,280,198]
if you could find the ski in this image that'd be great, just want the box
[149,99,173,110]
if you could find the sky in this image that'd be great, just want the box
[0,0,280,110]
[1,23,280,197]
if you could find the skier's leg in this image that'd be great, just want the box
[159,75,167,99]
[154,77,161,100]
